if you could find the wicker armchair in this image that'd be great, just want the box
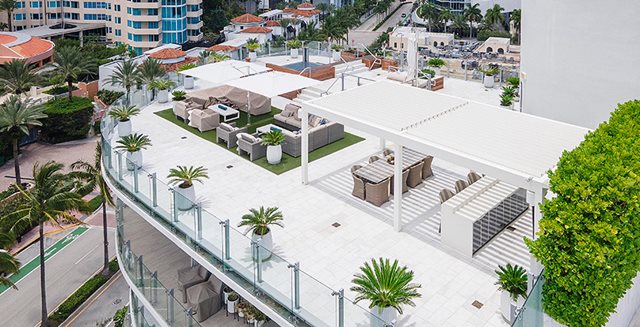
[438,188,456,233]
[216,123,247,148]
[407,162,424,188]
[365,178,390,207]
[422,156,434,179]
[351,165,366,200]
[455,179,469,193]
[237,133,266,161]
[382,149,393,157]
[467,171,482,184]
[390,169,409,194]
[189,108,220,132]
[369,155,381,164]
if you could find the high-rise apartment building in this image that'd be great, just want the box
[0,0,203,54]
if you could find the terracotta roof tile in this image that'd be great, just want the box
[208,44,239,51]
[231,13,264,24]
[240,26,272,34]
[0,33,54,64]
[149,48,186,59]
[160,57,198,72]
[0,34,18,44]
[265,20,281,27]
[297,2,315,8]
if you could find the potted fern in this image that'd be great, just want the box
[238,206,284,261]
[500,93,514,110]
[351,258,421,326]
[495,263,527,323]
[115,133,152,170]
[108,105,140,137]
[506,76,520,102]
[247,39,260,62]
[288,39,302,58]
[167,165,209,211]
[261,130,285,164]
[481,66,500,88]
[150,79,176,103]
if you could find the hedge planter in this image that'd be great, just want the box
[290,48,299,58]
[249,52,257,61]
[500,290,525,323]
[126,151,142,171]
[333,50,342,62]
[174,184,196,210]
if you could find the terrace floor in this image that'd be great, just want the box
[111,76,532,327]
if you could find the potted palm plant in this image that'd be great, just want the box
[331,44,343,62]
[288,39,302,58]
[115,133,152,170]
[261,130,285,165]
[150,79,176,103]
[167,165,209,211]
[177,63,197,89]
[108,105,140,137]
[500,93,514,110]
[172,90,187,101]
[351,258,422,326]
[495,263,527,323]
[481,66,500,88]
[427,58,446,75]
[506,76,520,102]
[238,206,284,261]
[501,86,516,109]
[247,39,260,62]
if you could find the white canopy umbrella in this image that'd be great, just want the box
[406,34,418,84]
[224,71,322,124]
[178,59,270,84]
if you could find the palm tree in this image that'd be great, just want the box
[0,233,20,289]
[210,52,230,63]
[0,58,38,95]
[6,161,84,327]
[198,50,212,65]
[0,22,8,31]
[510,9,521,43]
[53,45,97,100]
[351,258,422,315]
[316,2,329,20]
[0,0,16,31]
[109,60,140,105]
[321,16,347,46]
[237,206,284,236]
[451,14,468,37]
[418,3,440,32]
[136,58,165,101]
[484,4,505,31]
[167,165,209,188]
[439,8,454,33]
[0,95,47,186]
[463,3,482,38]
[70,143,113,275]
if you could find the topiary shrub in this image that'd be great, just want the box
[40,97,93,144]
[526,100,640,326]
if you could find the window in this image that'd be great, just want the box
[30,1,41,8]
[15,1,25,8]
[83,13,109,20]
[30,13,42,19]
[115,17,121,24]
[149,34,159,41]
[63,1,78,8]
[127,7,141,15]
[187,17,199,24]
[115,29,122,36]
[147,8,158,15]
[107,27,112,33]
[114,4,120,11]
[47,1,60,7]
[14,13,26,20]
[83,2,110,8]
[148,21,158,28]
[187,4,198,11]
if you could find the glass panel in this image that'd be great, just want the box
[226,227,255,283]
[297,271,335,327]
[343,298,387,327]
[255,244,294,313]
[512,273,544,327]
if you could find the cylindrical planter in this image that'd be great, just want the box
[118,119,132,137]
[227,297,239,313]
[371,306,397,327]
[158,89,169,103]
[483,75,495,88]
[125,151,142,171]
[184,76,194,89]
[223,289,231,304]
[500,290,513,322]
[249,52,257,61]
[174,184,195,210]
[500,105,511,110]
[332,50,341,62]
[252,230,273,261]
[290,48,299,58]
[266,145,282,164]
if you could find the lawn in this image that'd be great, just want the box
[154,108,364,174]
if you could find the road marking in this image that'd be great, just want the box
[61,272,123,327]
[74,244,100,265]
[0,226,89,295]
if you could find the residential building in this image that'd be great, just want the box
[389,26,454,51]
[426,0,520,15]
[224,5,319,44]
[0,0,203,55]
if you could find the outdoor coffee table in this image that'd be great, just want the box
[208,104,240,122]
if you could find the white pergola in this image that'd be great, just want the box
[299,80,590,237]
[178,60,270,83]
[224,71,322,98]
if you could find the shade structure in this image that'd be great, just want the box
[406,34,418,81]
[178,59,270,84]
[223,71,322,98]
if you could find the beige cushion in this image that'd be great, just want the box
[240,133,257,143]
[310,116,322,127]
[281,110,294,117]
[219,123,234,131]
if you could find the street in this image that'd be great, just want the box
[348,0,415,49]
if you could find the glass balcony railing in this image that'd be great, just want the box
[101,77,388,327]
[511,272,545,327]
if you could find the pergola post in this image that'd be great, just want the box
[379,138,386,151]
[393,143,403,232]
[301,108,309,185]
[529,186,547,276]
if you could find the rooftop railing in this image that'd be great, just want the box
[100,76,390,327]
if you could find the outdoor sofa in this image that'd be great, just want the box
[177,265,211,303]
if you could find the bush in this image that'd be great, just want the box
[43,85,79,95]
[97,89,125,106]
[113,305,129,327]
[109,258,119,273]
[0,190,34,244]
[40,97,93,144]
[526,100,640,326]
[476,29,512,41]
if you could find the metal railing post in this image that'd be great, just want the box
[116,151,123,181]
[222,220,230,260]
[125,240,132,271]
[150,173,157,207]
[253,239,263,283]
[171,189,178,223]
[341,73,345,91]
[151,271,158,304]
[167,289,175,323]
[139,306,145,327]
[187,308,194,327]
[196,203,202,241]
[133,165,139,193]
[288,262,301,310]
[332,289,344,327]
[138,255,144,289]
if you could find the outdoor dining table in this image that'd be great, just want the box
[354,148,428,184]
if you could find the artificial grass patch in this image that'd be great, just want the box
[154,108,365,174]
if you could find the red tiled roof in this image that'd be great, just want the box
[232,13,263,24]
[0,34,18,44]
[265,20,281,27]
[161,57,198,72]
[240,26,272,34]
[283,8,320,17]
[149,48,186,59]
[208,44,239,51]
[0,32,54,64]
[297,2,315,9]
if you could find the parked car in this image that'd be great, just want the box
[401,13,407,18]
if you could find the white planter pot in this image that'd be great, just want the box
[249,52,257,61]
[252,230,273,261]
[290,48,299,58]
[238,310,245,318]
[500,105,511,110]
[174,184,195,211]
[371,306,397,326]
[332,50,341,62]
[513,95,520,103]
[227,298,238,313]
[125,151,142,171]
[500,290,523,323]
[118,119,132,137]
[484,75,495,88]
[158,89,169,103]
[223,289,231,304]
[266,145,282,164]
[184,76,194,89]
